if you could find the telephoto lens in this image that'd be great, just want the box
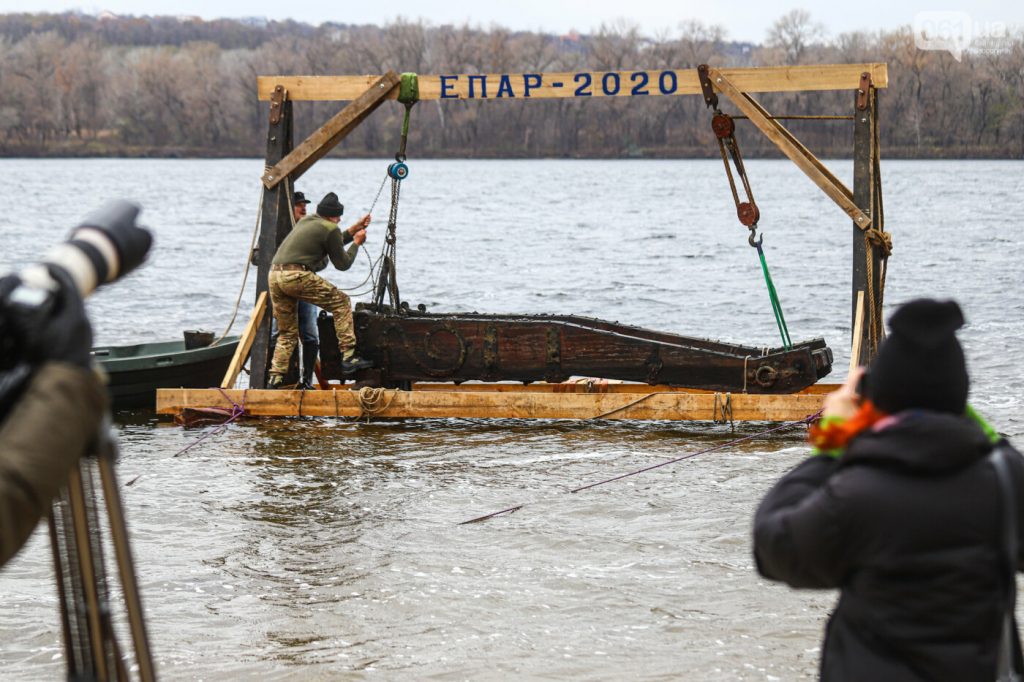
[18,200,153,299]
[0,200,153,374]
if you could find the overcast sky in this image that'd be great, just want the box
[5,0,1022,44]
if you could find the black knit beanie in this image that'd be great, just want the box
[317,192,344,218]
[867,299,969,414]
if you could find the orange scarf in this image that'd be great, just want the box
[808,400,888,452]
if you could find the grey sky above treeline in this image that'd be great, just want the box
[0,0,1021,44]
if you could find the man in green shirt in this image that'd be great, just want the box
[267,192,373,388]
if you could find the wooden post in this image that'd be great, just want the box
[249,86,294,389]
[852,76,883,365]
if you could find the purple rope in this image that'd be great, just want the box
[170,389,248,458]
[459,409,822,525]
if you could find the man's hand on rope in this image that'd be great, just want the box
[353,230,367,246]
[347,214,372,236]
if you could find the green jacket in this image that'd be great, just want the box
[0,363,106,566]
[272,214,357,272]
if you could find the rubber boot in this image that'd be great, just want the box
[340,354,373,374]
[300,339,319,389]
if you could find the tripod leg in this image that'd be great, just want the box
[66,464,110,681]
[97,446,156,682]
[47,512,77,674]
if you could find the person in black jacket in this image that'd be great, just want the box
[753,299,1024,681]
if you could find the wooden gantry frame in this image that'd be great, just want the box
[158,63,889,422]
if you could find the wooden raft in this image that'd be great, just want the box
[156,382,834,422]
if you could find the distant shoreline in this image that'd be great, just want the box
[1,147,1020,161]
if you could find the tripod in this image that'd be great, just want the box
[47,420,156,681]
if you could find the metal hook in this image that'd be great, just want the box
[748,227,763,248]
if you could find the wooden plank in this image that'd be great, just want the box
[709,68,873,231]
[221,292,268,389]
[258,64,889,101]
[261,71,400,189]
[157,387,826,422]
[849,290,865,374]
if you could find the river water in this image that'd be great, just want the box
[0,158,1022,680]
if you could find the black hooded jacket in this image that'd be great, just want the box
[754,410,1024,681]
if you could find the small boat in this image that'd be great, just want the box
[92,332,239,410]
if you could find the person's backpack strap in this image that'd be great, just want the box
[989,443,1021,682]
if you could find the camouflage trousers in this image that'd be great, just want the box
[269,270,354,376]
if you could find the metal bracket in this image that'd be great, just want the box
[856,72,872,111]
[483,324,499,375]
[545,327,563,382]
[269,85,286,125]
[696,64,718,109]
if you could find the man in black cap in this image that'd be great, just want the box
[753,299,1024,681]
[267,190,320,389]
[292,191,311,224]
[267,192,373,387]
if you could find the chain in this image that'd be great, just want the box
[367,173,389,216]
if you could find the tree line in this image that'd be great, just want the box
[0,10,1022,158]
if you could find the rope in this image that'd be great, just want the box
[459,409,823,524]
[589,391,668,419]
[214,182,266,344]
[127,390,248,487]
[862,99,891,359]
[713,392,734,430]
[356,386,398,421]
[755,242,792,349]
[697,82,794,348]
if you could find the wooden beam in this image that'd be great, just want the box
[261,71,400,189]
[221,292,268,389]
[157,386,830,422]
[258,64,889,101]
[849,290,865,374]
[708,68,873,231]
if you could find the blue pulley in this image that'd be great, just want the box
[387,162,409,180]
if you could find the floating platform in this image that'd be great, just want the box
[156,382,834,423]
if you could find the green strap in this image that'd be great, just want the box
[398,73,419,104]
[755,242,792,349]
[401,105,412,137]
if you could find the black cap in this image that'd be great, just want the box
[867,299,969,415]
[293,191,311,205]
[316,192,344,218]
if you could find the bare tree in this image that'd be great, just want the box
[765,9,825,64]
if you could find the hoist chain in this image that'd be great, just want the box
[372,100,415,313]
[698,64,761,248]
